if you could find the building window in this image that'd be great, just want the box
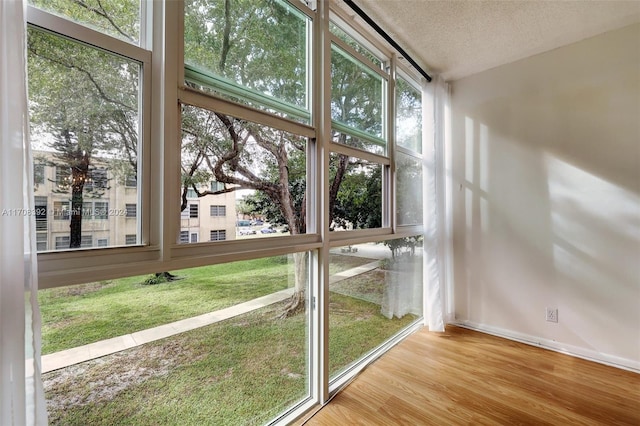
[210,180,224,192]
[183,0,311,121]
[396,76,422,154]
[93,201,108,220]
[34,196,47,231]
[124,174,137,187]
[28,17,144,252]
[396,152,422,226]
[179,231,189,244]
[85,168,108,192]
[80,235,93,248]
[54,236,70,250]
[210,230,226,241]
[210,205,226,217]
[53,201,70,221]
[181,105,307,237]
[27,1,429,423]
[329,154,383,230]
[125,204,136,218]
[331,44,385,154]
[189,203,198,218]
[29,0,141,44]
[36,233,47,252]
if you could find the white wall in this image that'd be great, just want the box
[449,23,640,370]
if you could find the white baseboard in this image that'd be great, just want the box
[451,320,640,373]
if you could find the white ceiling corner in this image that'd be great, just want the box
[343,0,640,81]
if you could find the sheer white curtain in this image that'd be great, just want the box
[0,0,48,424]
[423,75,450,332]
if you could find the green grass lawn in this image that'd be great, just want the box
[43,291,415,425]
[41,252,418,425]
[44,300,307,426]
[40,254,376,354]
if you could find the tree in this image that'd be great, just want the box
[181,0,386,315]
[28,25,139,248]
[332,161,382,230]
[30,0,387,315]
[181,107,309,315]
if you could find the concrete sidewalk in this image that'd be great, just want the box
[329,260,380,284]
[41,258,383,374]
[42,288,294,373]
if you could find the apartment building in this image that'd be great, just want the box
[32,151,236,252]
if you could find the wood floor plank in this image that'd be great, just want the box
[303,326,640,425]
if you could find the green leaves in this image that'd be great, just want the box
[184,0,308,110]
[28,0,140,43]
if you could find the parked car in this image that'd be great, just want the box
[250,219,263,225]
[260,227,277,234]
[239,229,256,235]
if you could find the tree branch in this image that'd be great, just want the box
[74,0,135,42]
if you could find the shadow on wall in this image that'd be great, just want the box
[450,23,640,365]
[454,112,639,362]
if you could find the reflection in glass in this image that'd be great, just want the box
[396,152,423,226]
[396,76,422,153]
[184,0,309,116]
[328,239,423,378]
[331,44,384,144]
[332,129,384,156]
[329,21,383,68]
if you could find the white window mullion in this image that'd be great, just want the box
[386,54,397,230]
[160,0,182,261]
[179,87,315,139]
[315,0,332,407]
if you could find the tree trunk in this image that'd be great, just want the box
[69,183,84,248]
[280,251,307,318]
[69,151,90,249]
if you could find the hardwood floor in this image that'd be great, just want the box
[302,326,640,425]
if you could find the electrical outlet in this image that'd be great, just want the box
[546,308,558,323]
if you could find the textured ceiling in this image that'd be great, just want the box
[338,0,640,81]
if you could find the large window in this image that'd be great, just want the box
[329,154,382,231]
[39,255,310,425]
[28,14,144,252]
[329,239,423,379]
[29,1,429,424]
[331,44,385,152]
[184,0,311,122]
[28,0,141,44]
[34,196,47,232]
[180,104,308,242]
[396,76,422,154]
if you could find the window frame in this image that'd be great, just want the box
[210,205,226,217]
[29,3,154,287]
[29,1,430,424]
